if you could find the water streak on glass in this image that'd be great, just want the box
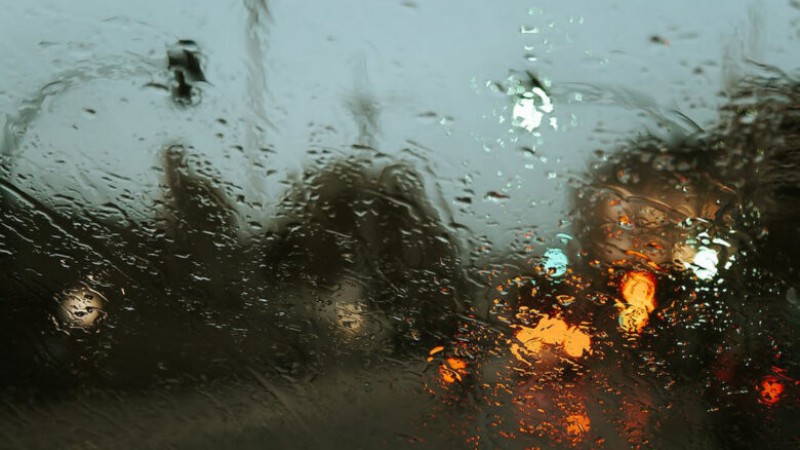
[1,1,799,449]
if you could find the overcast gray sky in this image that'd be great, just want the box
[1,0,799,248]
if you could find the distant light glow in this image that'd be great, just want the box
[439,357,468,384]
[542,248,568,278]
[617,271,657,333]
[512,87,554,132]
[510,315,592,362]
[686,247,719,280]
[565,413,591,439]
[56,285,107,330]
[757,375,785,406]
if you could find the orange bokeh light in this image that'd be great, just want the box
[565,413,591,439]
[617,271,657,333]
[620,271,656,311]
[439,357,468,384]
[757,375,785,406]
[511,315,592,363]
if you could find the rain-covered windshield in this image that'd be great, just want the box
[1,1,799,449]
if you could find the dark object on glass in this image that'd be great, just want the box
[167,40,207,105]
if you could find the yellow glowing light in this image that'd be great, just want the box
[617,214,632,227]
[565,413,591,438]
[429,346,444,355]
[617,271,657,333]
[620,271,657,311]
[510,315,592,363]
[56,285,107,330]
[446,357,467,370]
[562,327,592,358]
[617,306,650,334]
[439,357,468,384]
[427,345,445,362]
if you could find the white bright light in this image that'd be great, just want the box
[542,248,568,278]
[686,247,719,280]
[512,87,554,132]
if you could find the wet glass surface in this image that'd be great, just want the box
[1,1,800,449]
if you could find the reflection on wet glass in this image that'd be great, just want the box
[427,72,800,448]
[1,2,799,449]
[616,270,656,333]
